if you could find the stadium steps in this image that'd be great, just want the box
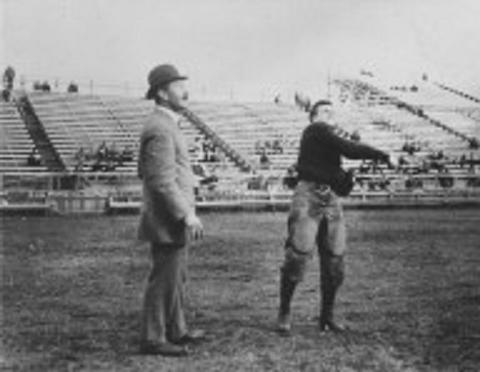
[0,99,49,172]
[181,108,254,172]
[434,81,480,105]
[15,94,66,171]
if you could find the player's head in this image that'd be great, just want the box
[309,99,333,123]
[146,64,189,110]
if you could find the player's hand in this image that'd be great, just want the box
[385,155,398,169]
[185,213,204,241]
[380,153,394,169]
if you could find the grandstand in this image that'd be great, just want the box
[1,76,480,214]
[336,78,479,153]
[189,102,306,170]
[27,92,251,175]
[28,92,146,172]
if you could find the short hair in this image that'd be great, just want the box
[309,99,332,123]
[146,84,171,105]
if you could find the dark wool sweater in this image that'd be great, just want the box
[297,121,388,185]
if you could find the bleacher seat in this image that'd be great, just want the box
[0,100,47,172]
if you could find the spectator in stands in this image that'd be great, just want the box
[27,147,42,166]
[254,140,263,155]
[439,173,454,188]
[216,148,227,165]
[274,94,281,104]
[85,146,95,162]
[405,176,423,190]
[468,152,476,173]
[379,178,391,191]
[294,92,300,108]
[1,66,15,102]
[74,147,86,171]
[41,81,51,92]
[272,139,283,154]
[358,160,370,174]
[208,145,219,162]
[67,81,79,93]
[191,137,203,160]
[429,159,443,173]
[283,164,298,189]
[201,141,210,162]
[259,149,270,168]
[97,141,108,161]
[459,154,467,169]
[109,141,119,158]
[468,137,479,150]
[33,81,42,91]
[402,141,419,155]
[90,141,114,171]
[367,179,377,191]
[2,66,15,91]
[192,163,218,186]
[121,145,134,162]
[421,159,431,173]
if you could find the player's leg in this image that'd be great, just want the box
[277,185,319,334]
[317,202,347,332]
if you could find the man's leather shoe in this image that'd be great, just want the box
[171,329,206,345]
[139,341,189,357]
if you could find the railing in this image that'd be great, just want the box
[181,108,254,172]
[2,170,480,214]
[434,81,480,105]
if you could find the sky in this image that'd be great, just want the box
[1,0,480,100]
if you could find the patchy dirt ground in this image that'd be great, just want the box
[1,209,479,371]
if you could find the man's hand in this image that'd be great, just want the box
[185,213,204,241]
[378,152,395,169]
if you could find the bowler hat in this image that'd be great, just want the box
[146,64,187,99]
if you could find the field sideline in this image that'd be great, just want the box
[1,209,479,371]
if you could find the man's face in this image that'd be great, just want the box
[313,104,334,123]
[158,80,189,109]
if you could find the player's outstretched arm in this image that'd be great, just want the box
[323,127,389,162]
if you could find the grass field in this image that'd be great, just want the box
[1,209,479,371]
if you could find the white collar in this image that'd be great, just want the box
[155,105,182,123]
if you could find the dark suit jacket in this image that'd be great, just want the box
[137,105,195,246]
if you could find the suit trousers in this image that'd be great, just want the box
[140,243,188,344]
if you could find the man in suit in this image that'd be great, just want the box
[138,64,205,357]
